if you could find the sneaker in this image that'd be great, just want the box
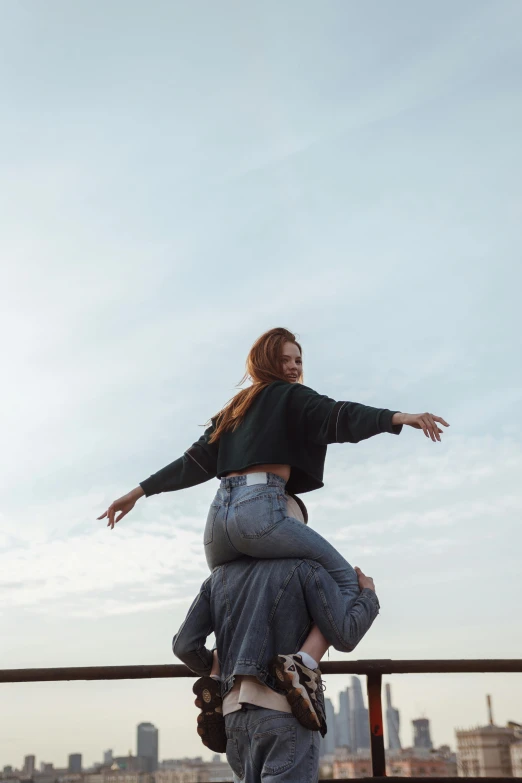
[192,676,227,753]
[269,654,327,736]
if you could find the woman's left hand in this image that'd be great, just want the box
[97,486,144,529]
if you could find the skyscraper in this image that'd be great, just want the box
[413,718,433,749]
[336,689,352,750]
[23,756,36,776]
[320,698,337,756]
[350,676,370,751]
[68,754,82,773]
[103,751,113,766]
[385,683,401,750]
[137,722,159,772]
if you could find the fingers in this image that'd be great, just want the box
[107,503,116,530]
[419,415,431,440]
[99,499,131,529]
[422,413,448,442]
[426,414,439,442]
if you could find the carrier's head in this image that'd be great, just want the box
[246,328,303,385]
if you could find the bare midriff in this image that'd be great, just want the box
[225,463,291,483]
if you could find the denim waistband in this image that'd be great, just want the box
[220,472,287,490]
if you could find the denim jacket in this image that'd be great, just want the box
[172,557,380,696]
[141,381,402,496]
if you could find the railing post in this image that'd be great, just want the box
[367,673,386,776]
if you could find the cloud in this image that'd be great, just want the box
[0,515,207,617]
[3,432,520,620]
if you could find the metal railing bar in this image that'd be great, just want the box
[367,673,386,776]
[1,659,521,683]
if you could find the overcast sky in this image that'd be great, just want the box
[1,0,522,770]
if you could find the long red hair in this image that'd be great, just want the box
[208,327,302,443]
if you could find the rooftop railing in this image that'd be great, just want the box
[2,659,521,781]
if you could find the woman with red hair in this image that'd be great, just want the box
[99,327,448,739]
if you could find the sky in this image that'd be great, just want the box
[1,0,522,770]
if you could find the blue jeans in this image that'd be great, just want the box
[225,706,320,783]
[204,473,360,600]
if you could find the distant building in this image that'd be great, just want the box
[385,683,401,750]
[333,754,373,778]
[413,718,433,750]
[456,724,516,777]
[387,748,457,777]
[112,757,148,774]
[511,740,522,777]
[158,760,203,771]
[336,689,351,750]
[456,695,519,777]
[84,775,104,783]
[68,755,82,774]
[326,677,370,755]
[23,757,36,777]
[39,765,53,774]
[103,752,113,767]
[102,772,153,783]
[350,676,370,751]
[155,756,232,783]
[320,697,337,756]
[155,769,198,783]
[137,724,159,772]
[333,749,457,779]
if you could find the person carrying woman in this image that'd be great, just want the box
[98,327,449,735]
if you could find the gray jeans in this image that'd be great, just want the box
[225,706,320,783]
[204,473,360,599]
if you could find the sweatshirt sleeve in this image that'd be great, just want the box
[293,384,403,445]
[139,423,218,497]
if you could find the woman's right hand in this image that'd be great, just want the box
[392,411,449,442]
[97,486,144,530]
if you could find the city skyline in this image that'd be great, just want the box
[5,695,521,780]
[5,686,519,772]
[2,0,521,766]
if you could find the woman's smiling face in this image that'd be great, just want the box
[281,341,303,383]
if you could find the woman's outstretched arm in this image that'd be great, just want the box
[293,384,449,445]
[98,422,219,530]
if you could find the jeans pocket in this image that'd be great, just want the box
[225,735,244,780]
[252,724,296,775]
[233,490,285,540]
[203,504,219,545]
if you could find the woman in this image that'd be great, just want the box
[98,327,448,736]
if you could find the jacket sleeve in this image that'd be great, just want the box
[304,566,380,653]
[172,577,215,676]
[294,384,403,445]
[139,423,218,497]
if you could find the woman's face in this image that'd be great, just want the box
[281,341,302,383]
